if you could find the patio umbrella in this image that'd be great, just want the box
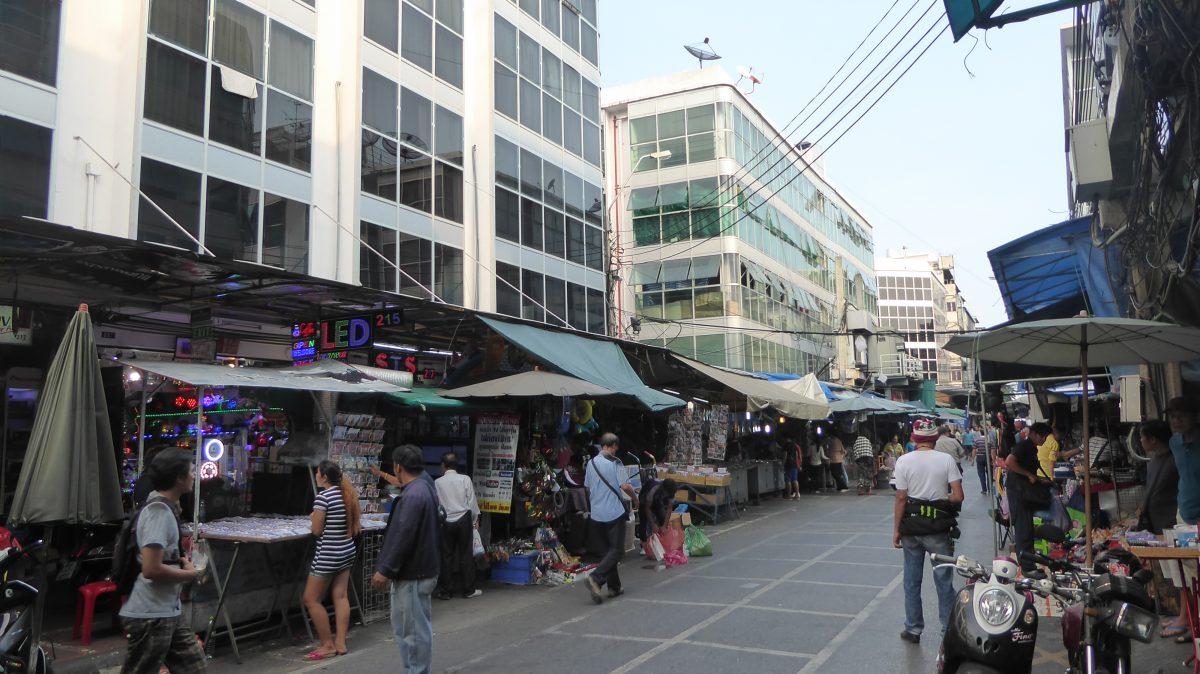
[945,315,1200,566]
[444,370,618,399]
[10,304,123,525]
[829,394,917,414]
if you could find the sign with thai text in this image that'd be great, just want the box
[472,414,520,514]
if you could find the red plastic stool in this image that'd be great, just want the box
[73,580,120,646]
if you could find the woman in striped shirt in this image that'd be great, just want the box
[302,460,362,661]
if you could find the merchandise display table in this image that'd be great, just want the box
[199,515,388,662]
[1130,547,1200,673]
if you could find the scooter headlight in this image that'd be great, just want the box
[977,588,1016,626]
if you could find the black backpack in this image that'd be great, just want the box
[110,496,182,596]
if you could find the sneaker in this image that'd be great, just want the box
[434,591,452,601]
[586,577,603,604]
[838,489,849,493]
[608,587,624,598]
[900,631,920,644]
[463,589,482,599]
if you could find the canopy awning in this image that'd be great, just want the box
[671,356,830,420]
[445,370,618,399]
[829,393,918,414]
[389,388,467,410]
[480,317,684,412]
[122,360,409,393]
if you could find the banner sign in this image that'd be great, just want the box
[472,414,520,514]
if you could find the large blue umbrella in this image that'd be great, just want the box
[10,304,123,524]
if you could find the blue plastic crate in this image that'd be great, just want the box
[490,552,537,585]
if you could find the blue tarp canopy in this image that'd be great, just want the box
[987,216,1121,321]
[480,317,685,412]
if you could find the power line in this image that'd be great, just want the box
[650,13,950,267]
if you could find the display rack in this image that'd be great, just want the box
[331,413,385,513]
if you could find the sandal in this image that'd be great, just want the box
[303,650,337,662]
[1161,625,1189,639]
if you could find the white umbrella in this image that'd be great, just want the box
[945,315,1200,566]
[443,370,618,399]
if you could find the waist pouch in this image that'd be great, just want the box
[899,498,959,536]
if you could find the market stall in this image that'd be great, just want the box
[120,360,408,659]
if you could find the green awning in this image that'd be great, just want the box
[479,317,685,412]
[389,388,467,410]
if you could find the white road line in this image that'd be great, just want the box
[796,571,905,674]
[680,639,817,659]
[739,605,856,619]
[780,579,888,589]
[622,598,728,608]
[547,631,666,644]
[608,532,866,674]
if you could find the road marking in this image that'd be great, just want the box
[796,571,904,673]
[781,579,889,589]
[681,639,816,659]
[739,604,856,619]
[608,532,866,674]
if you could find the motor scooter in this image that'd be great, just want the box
[933,553,1048,673]
[0,541,51,674]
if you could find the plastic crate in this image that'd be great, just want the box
[490,552,537,585]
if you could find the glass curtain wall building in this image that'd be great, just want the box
[875,251,963,387]
[603,68,878,376]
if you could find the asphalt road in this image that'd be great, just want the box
[204,473,1186,673]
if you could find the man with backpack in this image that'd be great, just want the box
[118,449,205,674]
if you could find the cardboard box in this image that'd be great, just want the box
[681,513,693,527]
[705,475,732,487]
[675,489,690,503]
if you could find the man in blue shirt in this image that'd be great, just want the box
[1168,397,1200,524]
[584,433,636,604]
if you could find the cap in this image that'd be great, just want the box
[1167,397,1198,415]
[911,418,939,443]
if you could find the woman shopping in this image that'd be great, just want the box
[302,460,362,661]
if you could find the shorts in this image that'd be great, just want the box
[121,617,205,674]
[786,467,800,482]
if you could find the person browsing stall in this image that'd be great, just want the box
[434,452,482,601]
[1003,422,1052,574]
[893,419,964,644]
[119,449,205,674]
[1168,397,1200,525]
[1137,420,1179,534]
[372,445,440,674]
[584,433,636,604]
[302,461,361,661]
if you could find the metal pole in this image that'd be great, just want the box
[1080,328,1093,569]
[194,386,205,534]
[137,377,149,474]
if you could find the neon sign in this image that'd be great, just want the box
[203,438,225,462]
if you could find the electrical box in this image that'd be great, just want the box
[1070,118,1113,202]
[1119,375,1143,422]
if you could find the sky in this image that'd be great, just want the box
[598,0,1072,327]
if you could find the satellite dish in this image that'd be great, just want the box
[684,37,721,69]
[734,65,764,94]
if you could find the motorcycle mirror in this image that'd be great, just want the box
[1033,523,1066,544]
[1018,550,1051,567]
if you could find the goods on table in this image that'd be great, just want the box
[484,526,595,586]
[706,405,730,460]
[200,513,388,541]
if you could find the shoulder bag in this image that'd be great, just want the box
[592,456,634,518]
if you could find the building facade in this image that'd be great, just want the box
[0,0,607,335]
[602,68,879,380]
[875,250,973,391]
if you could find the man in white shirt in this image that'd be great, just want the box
[893,419,964,645]
[434,452,481,600]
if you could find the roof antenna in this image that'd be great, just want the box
[735,66,764,94]
[684,37,721,69]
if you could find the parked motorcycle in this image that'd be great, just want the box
[0,540,51,674]
[933,553,1047,673]
[1020,526,1157,674]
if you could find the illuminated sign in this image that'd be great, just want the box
[293,311,405,365]
[203,438,225,462]
[200,461,219,480]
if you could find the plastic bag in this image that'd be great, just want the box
[643,533,665,561]
[663,549,688,567]
[472,528,485,557]
[659,525,685,553]
[684,525,712,557]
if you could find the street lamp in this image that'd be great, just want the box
[632,149,672,172]
[608,149,674,337]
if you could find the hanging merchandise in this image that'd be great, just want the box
[330,413,385,512]
[569,399,599,437]
[706,404,730,460]
[666,408,704,464]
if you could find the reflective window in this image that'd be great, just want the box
[137,158,201,249]
[148,0,205,55]
[544,209,565,258]
[518,32,539,83]
[433,161,462,223]
[262,193,309,273]
[434,243,463,305]
[560,3,579,51]
[401,2,432,71]
[586,287,604,334]
[583,121,600,166]
[144,39,206,135]
[522,268,544,321]
[567,282,586,331]
[495,187,520,242]
[562,64,581,111]
[542,94,562,145]
[519,78,540,132]
[563,108,581,156]
[496,262,521,317]
[494,15,517,69]
[400,87,432,152]
[545,276,566,326]
[208,64,261,154]
[495,136,519,190]
[360,220,397,291]
[361,129,397,200]
[540,0,559,36]
[398,232,431,297]
[434,25,462,87]
[435,0,462,34]
[519,149,541,199]
[581,22,597,65]
[269,21,313,100]
[520,197,543,250]
[265,90,311,171]
[566,217,585,266]
[205,176,260,262]
[363,68,398,137]
[542,50,562,99]
[434,106,463,165]
[495,62,518,120]
[398,147,432,212]
[0,115,52,219]
[542,162,563,208]
[581,79,599,123]
[364,0,398,51]
[585,226,603,271]
[213,0,263,79]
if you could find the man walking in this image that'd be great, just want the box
[372,445,440,674]
[964,425,986,494]
[584,433,636,604]
[893,419,963,644]
[934,425,965,474]
[1002,422,1051,574]
[434,451,481,600]
[119,449,205,674]
[851,432,875,495]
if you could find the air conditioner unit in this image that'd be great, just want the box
[1070,118,1113,202]
[1119,375,1143,422]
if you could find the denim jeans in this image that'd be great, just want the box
[900,533,956,636]
[390,577,437,673]
[975,455,989,492]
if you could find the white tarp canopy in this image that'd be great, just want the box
[672,356,830,420]
[121,360,410,393]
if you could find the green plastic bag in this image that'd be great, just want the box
[684,525,712,557]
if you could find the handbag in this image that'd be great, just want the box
[592,455,634,518]
[471,528,485,557]
[1020,464,1056,511]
